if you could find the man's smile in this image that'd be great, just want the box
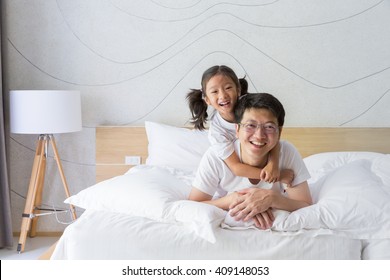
[250,140,266,148]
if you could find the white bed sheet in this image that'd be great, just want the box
[52,209,366,260]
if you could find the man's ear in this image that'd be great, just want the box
[235,123,240,138]
[278,126,283,140]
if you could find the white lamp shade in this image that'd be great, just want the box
[10,90,82,134]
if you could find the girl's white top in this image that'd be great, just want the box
[208,112,236,160]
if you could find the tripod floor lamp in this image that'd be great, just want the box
[10,90,82,253]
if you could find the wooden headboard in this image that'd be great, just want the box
[96,127,390,182]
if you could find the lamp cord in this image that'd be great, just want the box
[51,203,76,225]
[31,204,76,225]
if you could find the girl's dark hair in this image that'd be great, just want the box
[234,93,285,127]
[186,88,208,130]
[186,65,248,130]
[239,77,248,96]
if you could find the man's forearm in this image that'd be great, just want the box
[203,195,232,210]
[271,192,311,212]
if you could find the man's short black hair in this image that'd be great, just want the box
[234,93,285,127]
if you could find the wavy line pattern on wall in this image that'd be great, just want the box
[7,0,390,127]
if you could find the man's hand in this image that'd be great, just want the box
[253,209,275,229]
[228,188,275,221]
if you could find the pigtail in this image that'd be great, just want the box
[186,89,208,130]
[239,77,249,96]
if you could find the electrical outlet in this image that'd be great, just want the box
[125,156,141,165]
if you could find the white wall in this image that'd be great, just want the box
[3,0,390,232]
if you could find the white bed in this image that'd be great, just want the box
[50,122,390,260]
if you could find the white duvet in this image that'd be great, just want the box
[52,209,366,260]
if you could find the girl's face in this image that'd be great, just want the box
[204,74,240,122]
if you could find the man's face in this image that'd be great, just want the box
[236,108,280,166]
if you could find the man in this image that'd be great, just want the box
[189,93,312,229]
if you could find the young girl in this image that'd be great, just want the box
[187,65,281,182]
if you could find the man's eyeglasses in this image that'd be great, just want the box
[239,122,279,134]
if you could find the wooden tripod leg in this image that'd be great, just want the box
[30,137,48,238]
[50,136,77,220]
[17,137,46,253]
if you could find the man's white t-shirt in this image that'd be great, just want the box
[208,112,236,160]
[193,140,311,198]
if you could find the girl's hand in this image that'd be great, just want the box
[280,169,294,186]
[260,162,280,183]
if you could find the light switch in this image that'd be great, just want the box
[125,156,141,165]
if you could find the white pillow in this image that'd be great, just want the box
[371,154,390,188]
[65,165,192,220]
[65,165,223,243]
[145,121,210,173]
[304,151,383,183]
[168,200,227,243]
[280,158,390,239]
